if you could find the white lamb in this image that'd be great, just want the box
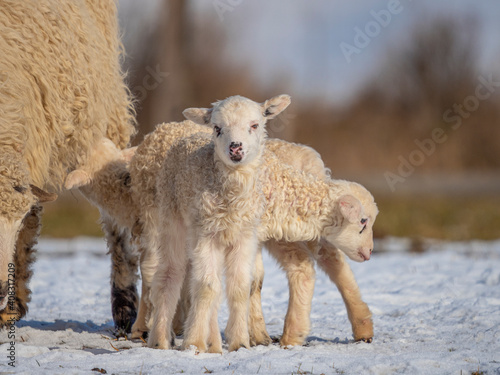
[169,126,378,350]
[147,95,291,353]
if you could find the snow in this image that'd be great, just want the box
[1,237,500,374]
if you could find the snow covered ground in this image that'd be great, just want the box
[1,237,499,374]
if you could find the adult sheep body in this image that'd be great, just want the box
[0,0,135,324]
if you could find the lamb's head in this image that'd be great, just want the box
[183,94,291,167]
[0,151,57,311]
[323,182,378,263]
[65,138,136,192]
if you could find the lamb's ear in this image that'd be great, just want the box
[262,94,291,119]
[64,170,91,190]
[121,146,137,163]
[182,108,213,125]
[338,194,362,224]
[30,185,58,203]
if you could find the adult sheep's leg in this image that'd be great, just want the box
[223,234,257,352]
[182,236,224,353]
[316,239,373,342]
[266,239,316,347]
[248,246,272,346]
[0,205,42,326]
[102,217,139,334]
[148,220,187,349]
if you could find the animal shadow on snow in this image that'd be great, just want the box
[304,336,351,346]
[16,319,113,334]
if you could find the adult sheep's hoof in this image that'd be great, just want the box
[0,297,27,329]
[111,283,138,334]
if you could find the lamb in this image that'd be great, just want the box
[64,138,140,331]
[0,0,135,326]
[64,121,212,335]
[146,95,291,353]
[248,142,376,346]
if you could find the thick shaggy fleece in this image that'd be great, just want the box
[0,0,135,191]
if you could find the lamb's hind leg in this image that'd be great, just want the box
[316,239,373,342]
[248,246,272,346]
[131,224,160,339]
[0,204,42,326]
[266,239,316,347]
[102,217,139,334]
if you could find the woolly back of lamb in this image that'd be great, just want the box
[0,0,135,190]
[130,121,211,211]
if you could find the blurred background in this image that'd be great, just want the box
[43,0,500,243]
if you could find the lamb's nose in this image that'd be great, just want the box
[229,142,243,154]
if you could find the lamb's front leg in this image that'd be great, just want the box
[182,237,224,353]
[248,246,272,346]
[266,239,316,347]
[223,234,257,352]
[207,304,223,353]
[316,239,373,342]
[148,221,187,349]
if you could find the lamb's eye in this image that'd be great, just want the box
[250,123,259,130]
[214,125,221,137]
[359,218,368,234]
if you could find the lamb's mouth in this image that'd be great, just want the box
[230,154,243,162]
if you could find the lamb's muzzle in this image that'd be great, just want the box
[229,142,244,162]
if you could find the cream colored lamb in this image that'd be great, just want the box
[248,139,375,347]
[147,95,291,353]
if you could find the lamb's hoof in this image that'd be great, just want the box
[207,344,223,354]
[250,331,272,346]
[228,342,249,352]
[131,329,148,340]
[182,341,207,353]
[148,337,170,350]
[357,337,373,343]
[279,334,305,348]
